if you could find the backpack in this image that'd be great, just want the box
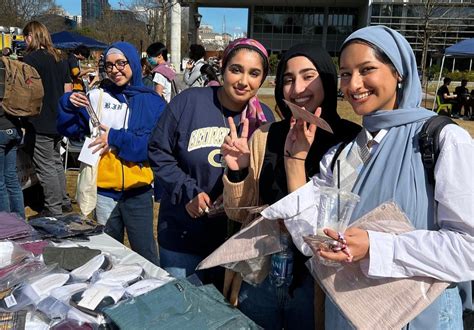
[170,78,181,99]
[330,115,457,184]
[0,56,44,117]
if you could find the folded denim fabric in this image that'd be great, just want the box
[0,213,33,240]
[43,246,102,271]
[28,214,104,239]
[103,279,261,329]
[70,255,111,282]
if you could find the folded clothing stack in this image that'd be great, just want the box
[0,213,33,240]
[28,214,104,239]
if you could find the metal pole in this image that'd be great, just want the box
[432,55,446,112]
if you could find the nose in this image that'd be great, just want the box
[291,76,306,96]
[238,74,248,87]
[347,72,363,92]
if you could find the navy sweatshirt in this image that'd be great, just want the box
[148,86,274,256]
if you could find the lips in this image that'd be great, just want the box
[293,96,311,106]
[234,87,247,96]
[351,91,372,101]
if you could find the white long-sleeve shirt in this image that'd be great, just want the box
[315,125,474,283]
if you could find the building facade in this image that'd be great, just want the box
[82,0,110,22]
[370,0,474,69]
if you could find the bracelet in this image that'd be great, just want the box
[284,150,306,161]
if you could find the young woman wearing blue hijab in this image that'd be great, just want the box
[286,26,473,328]
[57,42,166,265]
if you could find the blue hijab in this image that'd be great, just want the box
[103,41,159,105]
[340,26,466,329]
[343,26,436,229]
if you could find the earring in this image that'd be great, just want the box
[398,82,402,89]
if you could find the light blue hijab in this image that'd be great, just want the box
[332,26,464,330]
[345,26,436,229]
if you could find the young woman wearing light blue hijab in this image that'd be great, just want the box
[286,26,473,328]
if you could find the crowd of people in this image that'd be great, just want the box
[0,20,472,329]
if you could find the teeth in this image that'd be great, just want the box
[294,97,310,103]
[353,92,371,100]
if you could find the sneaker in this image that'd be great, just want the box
[62,204,73,213]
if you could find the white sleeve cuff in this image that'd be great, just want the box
[366,230,396,277]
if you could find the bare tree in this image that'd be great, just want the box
[0,0,56,27]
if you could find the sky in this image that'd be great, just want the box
[56,1,248,35]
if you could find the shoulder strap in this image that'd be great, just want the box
[419,116,458,185]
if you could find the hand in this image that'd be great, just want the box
[221,117,250,171]
[88,124,110,155]
[185,192,212,219]
[69,92,90,108]
[284,107,321,162]
[316,227,369,263]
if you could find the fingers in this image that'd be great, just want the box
[240,118,249,139]
[70,92,90,108]
[228,117,238,140]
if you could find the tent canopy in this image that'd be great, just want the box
[444,38,474,58]
[51,31,108,49]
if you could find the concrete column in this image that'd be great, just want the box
[170,0,181,72]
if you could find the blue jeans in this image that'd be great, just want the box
[0,129,24,218]
[104,188,159,266]
[325,286,463,329]
[159,246,224,290]
[238,271,315,330]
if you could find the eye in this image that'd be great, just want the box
[250,70,261,78]
[304,73,316,81]
[361,66,376,75]
[339,72,350,80]
[229,67,241,74]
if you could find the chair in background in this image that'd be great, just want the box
[63,137,84,172]
[435,95,452,115]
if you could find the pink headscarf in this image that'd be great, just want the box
[221,38,270,137]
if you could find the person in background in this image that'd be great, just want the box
[148,38,275,288]
[68,45,94,92]
[146,42,176,103]
[436,77,458,116]
[454,79,470,118]
[0,54,24,218]
[140,57,154,90]
[58,42,166,265]
[22,21,72,217]
[200,63,220,87]
[221,43,361,329]
[183,44,206,88]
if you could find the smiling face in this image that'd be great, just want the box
[105,53,132,87]
[282,56,324,113]
[221,48,264,110]
[339,42,399,116]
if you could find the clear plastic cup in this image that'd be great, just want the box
[315,186,360,267]
[317,186,360,237]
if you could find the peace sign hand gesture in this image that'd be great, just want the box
[221,117,250,171]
